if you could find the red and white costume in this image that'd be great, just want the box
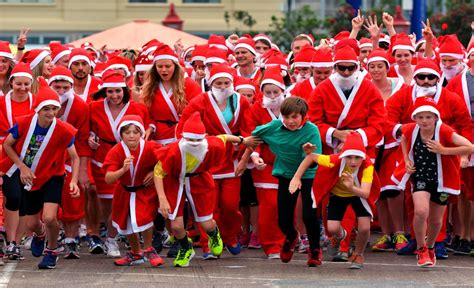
[68,48,101,103]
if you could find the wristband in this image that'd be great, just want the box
[17,46,25,51]
[238,136,244,145]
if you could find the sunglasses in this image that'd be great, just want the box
[415,74,438,81]
[335,64,357,72]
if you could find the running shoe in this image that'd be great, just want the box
[372,234,394,252]
[173,244,195,267]
[453,239,471,255]
[31,233,46,257]
[208,228,223,257]
[88,235,105,254]
[105,237,121,257]
[280,237,297,263]
[435,241,448,259]
[64,240,80,259]
[38,249,59,269]
[248,232,261,249]
[417,246,433,267]
[143,247,164,267]
[298,234,309,254]
[307,248,322,267]
[350,254,364,269]
[394,233,409,252]
[114,252,144,266]
[397,238,417,255]
[226,243,241,255]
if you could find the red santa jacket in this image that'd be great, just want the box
[0,114,76,191]
[308,75,386,158]
[287,77,317,101]
[75,75,101,103]
[147,77,201,145]
[0,91,33,144]
[103,139,160,233]
[89,99,151,168]
[177,91,250,178]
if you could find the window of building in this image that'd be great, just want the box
[128,0,166,3]
[183,0,221,3]
[0,0,54,3]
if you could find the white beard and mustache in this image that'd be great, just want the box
[180,138,209,163]
[333,72,358,91]
[295,73,311,83]
[414,84,437,97]
[441,62,464,80]
[211,86,234,104]
[263,94,284,110]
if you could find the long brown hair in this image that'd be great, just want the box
[141,62,186,113]
[30,60,45,94]
[1,58,15,94]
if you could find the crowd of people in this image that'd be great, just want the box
[0,10,474,271]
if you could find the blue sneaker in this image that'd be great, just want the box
[202,252,218,260]
[435,242,448,259]
[38,249,58,269]
[88,235,105,254]
[397,238,417,255]
[31,233,46,257]
[226,243,241,255]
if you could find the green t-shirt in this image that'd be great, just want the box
[252,119,322,179]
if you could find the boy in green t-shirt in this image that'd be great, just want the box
[250,97,322,267]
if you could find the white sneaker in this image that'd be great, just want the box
[105,238,121,258]
[23,236,33,250]
[267,253,280,260]
[298,234,309,254]
[79,224,87,239]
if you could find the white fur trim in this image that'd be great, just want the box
[260,78,285,90]
[367,56,389,67]
[339,149,366,159]
[235,84,256,91]
[439,53,464,60]
[312,62,334,68]
[359,43,373,49]
[191,55,206,63]
[135,64,152,72]
[326,127,336,147]
[153,55,179,63]
[9,72,33,80]
[253,183,279,189]
[52,50,71,64]
[48,75,74,85]
[411,105,440,120]
[103,64,131,77]
[293,61,313,68]
[35,99,60,112]
[29,50,50,69]
[182,132,206,140]
[100,82,127,88]
[209,44,229,51]
[392,44,415,53]
[117,120,145,138]
[204,57,226,65]
[209,72,233,84]
[334,59,359,65]
[68,55,91,68]
[0,51,14,60]
[356,128,368,147]
[235,43,257,55]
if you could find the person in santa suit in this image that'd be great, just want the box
[290,132,380,269]
[176,64,251,257]
[387,33,416,85]
[68,48,102,103]
[199,46,229,93]
[234,38,262,84]
[290,45,316,85]
[392,97,474,267]
[141,44,201,145]
[0,63,34,261]
[48,66,91,260]
[287,48,333,101]
[0,78,79,269]
[445,44,474,255]
[155,112,259,267]
[49,43,71,69]
[102,115,164,267]
[308,45,386,262]
[0,42,16,96]
[386,59,472,258]
[188,44,207,90]
[237,67,286,259]
[131,53,153,102]
[234,76,259,104]
[88,70,152,258]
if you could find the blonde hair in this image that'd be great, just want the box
[1,58,15,94]
[30,60,45,94]
[142,62,186,113]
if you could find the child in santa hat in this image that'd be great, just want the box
[154,112,260,267]
[102,115,164,267]
[290,132,380,269]
[392,97,474,267]
[0,78,79,269]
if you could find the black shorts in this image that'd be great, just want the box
[327,193,372,221]
[239,168,258,207]
[412,179,448,206]
[379,189,401,200]
[2,169,64,216]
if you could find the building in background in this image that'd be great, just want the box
[0,0,284,46]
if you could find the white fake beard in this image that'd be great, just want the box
[441,63,463,80]
[180,138,209,163]
[211,86,234,104]
[414,84,437,97]
[333,72,358,91]
[263,94,284,110]
[59,89,74,104]
[295,73,311,83]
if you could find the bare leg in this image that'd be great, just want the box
[412,192,430,248]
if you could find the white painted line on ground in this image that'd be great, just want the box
[0,262,18,287]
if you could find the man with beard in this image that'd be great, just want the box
[234,38,261,84]
[386,59,472,258]
[68,48,101,103]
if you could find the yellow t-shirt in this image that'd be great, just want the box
[317,155,374,197]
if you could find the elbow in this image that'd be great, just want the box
[104,174,114,185]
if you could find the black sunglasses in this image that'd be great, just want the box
[415,74,438,81]
[335,64,357,72]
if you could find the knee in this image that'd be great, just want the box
[170,221,185,235]
[357,223,370,236]
[327,222,341,236]
[43,215,58,227]
[414,208,429,221]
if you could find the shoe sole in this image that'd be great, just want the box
[38,265,56,269]
[89,247,104,254]
[417,262,434,267]
[350,264,363,269]
[114,259,145,266]
[372,248,394,252]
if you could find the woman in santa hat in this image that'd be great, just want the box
[388,33,416,84]
[1,78,79,269]
[131,53,153,102]
[141,43,201,145]
[0,63,35,261]
[0,42,16,96]
[102,115,163,267]
[21,49,54,94]
[88,70,152,258]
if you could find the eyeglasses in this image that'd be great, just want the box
[415,74,438,81]
[335,64,357,72]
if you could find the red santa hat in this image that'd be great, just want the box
[339,132,366,160]
[140,39,161,55]
[102,55,132,77]
[234,38,257,56]
[379,33,391,45]
[50,44,71,65]
[94,62,107,78]
[182,112,206,140]
[153,44,179,63]
[100,70,127,88]
[80,42,100,59]
[182,46,195,60]
[191,44,208,63]
[264,54,289,73]
[413,59,441,79]
[68,48,92,68]
[438,34,465,60]
[204,46,227,65]
[133,53,154,73]
[34,77,61,112]
[117,115,145,138]
[208,35,229,51]
[359,37,373,49]
[48,66,74,85]
[330,31,350,46]
[8,62,33,81]
[209,63,234,84]
[260,66,285,91]
[334,46,359,66]
[296,33,315,46]
[335,38,360,56]
[294,45,316,68]
[253,33,272,47]
[21,49,50,69]
[312,48,333,68]
[366,48,390,67]
[0,41,14,60]
[411,96,440,120]
[391,33,415,55]
[234,76,257,92]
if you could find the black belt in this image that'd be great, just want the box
[122,184,145,192]
[156,120,178,128]
[99,137,117,146]
[185,172,202,177]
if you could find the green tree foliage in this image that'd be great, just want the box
[430,1,474,46]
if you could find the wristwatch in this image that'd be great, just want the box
[238,136,244,145]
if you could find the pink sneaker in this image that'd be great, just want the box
[248,232,261,249]
[238,232,251,248]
